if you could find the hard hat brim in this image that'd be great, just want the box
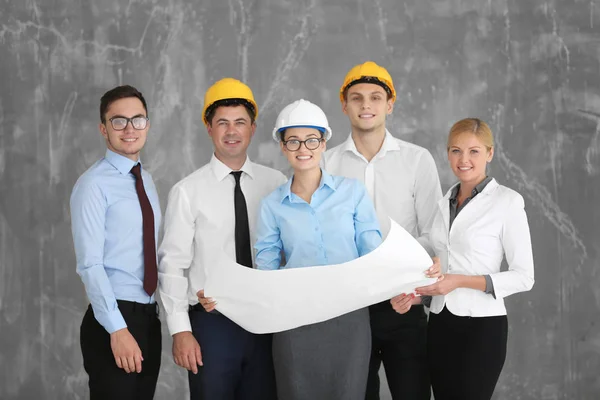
[276,125,326,134]
[203,98,257,125]
[342,77,394,99]
[272,125,332,142]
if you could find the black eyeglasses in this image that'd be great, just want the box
[282,138,323,151]
[107,116,149,131]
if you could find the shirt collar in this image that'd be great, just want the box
[341,129,401,161]
[319,169,336,191]
[104,149,139,175]
[210,154,255,182]
[279,168,335,203]
[449,176,494,201]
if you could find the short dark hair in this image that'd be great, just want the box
[342,77,393,101]
[205,98,256,126]
[100,85,148,123]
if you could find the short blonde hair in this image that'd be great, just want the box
[447,118,494,151]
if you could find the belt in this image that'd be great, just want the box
[189,303,221,315]
[117,300,159,316]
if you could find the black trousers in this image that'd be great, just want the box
[428,306,508,400]
[366,302,430,400]
[188,306,277,400]
[80,301,162,400]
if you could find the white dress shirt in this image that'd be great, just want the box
[323,130,442,254]
[428,178,535,317]
[158,155,287,335]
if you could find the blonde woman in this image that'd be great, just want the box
[414,118,535,399]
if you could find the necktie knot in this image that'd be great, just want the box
[130,163,142,180]
[231,170,243,183]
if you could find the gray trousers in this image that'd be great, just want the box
[272,308,371,400]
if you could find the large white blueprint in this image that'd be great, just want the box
[203,219,436,334]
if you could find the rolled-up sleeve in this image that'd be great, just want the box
[71,182,126,334]
[489,194,535,299]
[254,199,283,270]
[352,181,382,256]
[158,185,196,335]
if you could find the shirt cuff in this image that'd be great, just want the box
[166,311,193,336]
[95,308,127,334]
[420,295,432,308]
[484,275,497,299]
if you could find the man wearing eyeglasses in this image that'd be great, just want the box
[70,85,162,399]
[158,78,285,400]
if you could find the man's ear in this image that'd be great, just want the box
[99,122,108,139]
[386,99,394,115]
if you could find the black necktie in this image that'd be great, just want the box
[231,171,253,268]
[130,164,158,295]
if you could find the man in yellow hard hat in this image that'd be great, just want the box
[323,61,442,400]
[158,78,285,400]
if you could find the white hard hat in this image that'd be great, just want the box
[272,99,332,142]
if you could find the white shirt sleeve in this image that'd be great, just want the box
[489,194,535,299]
[158,184,196,335]
[414,150,442,255]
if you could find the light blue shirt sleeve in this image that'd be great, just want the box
[353,181,383,256]
[70,182,126,334]
[255,198,284,271]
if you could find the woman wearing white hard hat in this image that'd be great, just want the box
[254,99,381,399]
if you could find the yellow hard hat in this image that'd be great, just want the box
[202,78,258,125]
[339,61,396,103]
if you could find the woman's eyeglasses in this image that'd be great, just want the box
[282,138,323,151]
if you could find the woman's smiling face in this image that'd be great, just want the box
[447,131,494,186]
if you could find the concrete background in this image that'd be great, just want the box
[1,0,599,399]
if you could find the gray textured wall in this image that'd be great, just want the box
[0,0,598,399]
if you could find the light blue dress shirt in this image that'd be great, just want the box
[255,169,382,270]
[70,149,161,334]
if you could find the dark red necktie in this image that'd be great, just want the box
[130,163,158,296]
